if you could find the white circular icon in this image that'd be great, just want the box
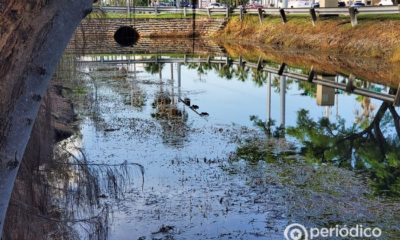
[284,223,309,240]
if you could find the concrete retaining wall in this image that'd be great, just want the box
[73,17,226,39]
[67,17,227,55]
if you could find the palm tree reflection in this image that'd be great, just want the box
[148,62,189,147]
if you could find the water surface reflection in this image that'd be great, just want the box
[6,50,400,239]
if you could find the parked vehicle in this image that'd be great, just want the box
[311,2,320,7]
[351,1,366,7]
[312,1,346,7]
[179,1,197,7]
[246,2,264,9]
[154,2,171,7]
[207,2,226,8]
[288,0,311,8]
[377,0,393,5]
[179,1,190,7]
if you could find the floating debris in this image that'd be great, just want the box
[152,225,174,234]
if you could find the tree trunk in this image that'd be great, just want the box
[0,0,93,236]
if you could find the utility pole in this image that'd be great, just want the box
[280,76,286,127]
[177,63,182,99]
[266,72,272,122]
[127,0,130,17]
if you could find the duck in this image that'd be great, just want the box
[183,97,190,106]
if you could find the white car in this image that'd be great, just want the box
[377,0,393,5]
[278,0,310,8]
[289,0,310,7]
[207,2,226,8]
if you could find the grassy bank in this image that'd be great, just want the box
[215,15,400,62]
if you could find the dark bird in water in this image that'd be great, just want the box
[183,98,191,106]
[200,112,209,117]
[191,105,199,110]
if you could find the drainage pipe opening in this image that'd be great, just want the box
[114,26,139,47]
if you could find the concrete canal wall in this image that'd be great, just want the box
[73,17,227,39]
[67,18,227,55]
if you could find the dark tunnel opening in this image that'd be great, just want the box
[114,26,139,47]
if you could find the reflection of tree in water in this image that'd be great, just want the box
[234,115,292,165]
[128,62,147,111]
[286,102,400,197]
[297,81,317,97]
[185,62,251,82]
[184,62,230,79]
[150,63,189,147]
[288,102,400,196]
[237,100,400,197]
[144,60,164,74]
[130,78,146,111]
[152,92,189,148]
[235,65,250,82]
[186,62,214,75]
[217,63,234,80]
[354,96,376,128]
[251,68,268,86]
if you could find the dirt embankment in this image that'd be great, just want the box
[215,16,400,62]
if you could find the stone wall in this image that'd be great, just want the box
[74,17,226,39]
[67,17,227,55]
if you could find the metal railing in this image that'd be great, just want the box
[97,6,229,15]
[77,55,400,105]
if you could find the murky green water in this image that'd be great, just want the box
[20,49,400,239]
